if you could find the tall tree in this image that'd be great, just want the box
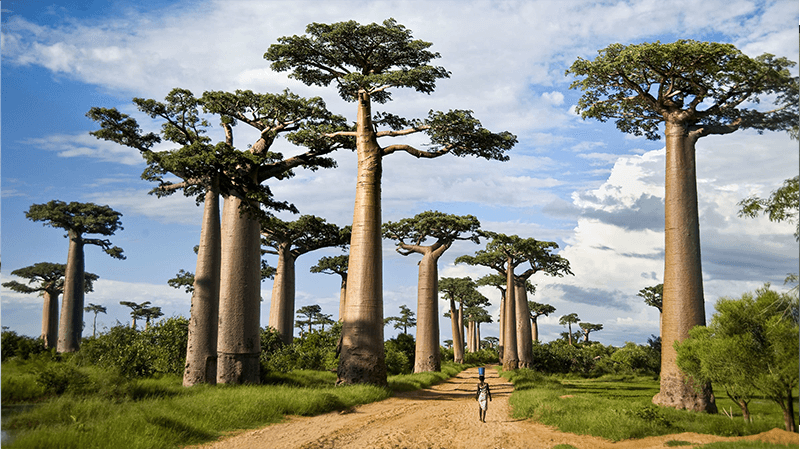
[579,322,603,343]
[120,301,151,330]
[142,306,164,329]
[464,303,492,353]
[3,263,98,347]
[26,201,124,352]
[262,215,349,344]
[476,273,508,361]
[385,304,417,335]
[383,211,481,372]
[457,232,572,369]
[90,87,349,385]
[267,19,516,386]
[309,255,349,321]
[439,277,480,363]
[559,313,580,346]
[567,40,797,412]
[529,300,555,343]
[83,303,107,338]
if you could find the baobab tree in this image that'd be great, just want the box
[309,255,348,321]
[579,322,604,343]
[296,304,322,335]
[465,304,492,353]
[568,40,797,412]
[262,215,349,344]
[25,201,124,353]
[91,88,351,385]
[457,232,572,369]
[383,211,481,372]
[559,313,580,346]
[267,19,516,386]
[439,277,482,364]
[3,263,98,347]
[84,303,107,338]
[529,301,556,343]
[638,283,664,332]
[142,306,164,329]
[120,301,151,330]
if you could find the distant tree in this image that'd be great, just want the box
[476,273,507,360]
[638,283,664,332]
[120,301,151,330]
[483,336,499,349]
[83,303,107,338]
[568,39,797,412]
[385,305,417,335]
[464,303,492,353]
[443,339,453,349]
[26,200,124,352]
[559,313,580,346]
[738,176,799,241]
[677,285,799,430]
[529,301,556,343]
[314,313,336,332]
[296,305,323,335]
[579,322,603,343]
[383,211,481,372]
[439,277,481,363]
[267,18,516,386]
[262,215,349,344]
[3,262,97,348]
[310,255,349,321]
[142,306,164,329]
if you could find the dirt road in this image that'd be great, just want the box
[188,366,798,449]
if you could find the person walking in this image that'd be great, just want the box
[476,367,492,423]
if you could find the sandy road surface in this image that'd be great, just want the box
[187,367,798,449]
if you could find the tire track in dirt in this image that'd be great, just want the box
[186,366,798,449]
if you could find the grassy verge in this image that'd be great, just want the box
[502,369,798,443]
[2,362,466,449]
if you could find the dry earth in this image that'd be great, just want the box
[187,367,798,449]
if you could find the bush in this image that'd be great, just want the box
[260,323,341,375]
[75,316,189,378]
[1,329,47,361]
[385,333,415,375]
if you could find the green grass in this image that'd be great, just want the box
[694,443,798,449]
[503,370,798,442]
[2,362,467,449]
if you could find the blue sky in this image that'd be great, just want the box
[2,0,798,347]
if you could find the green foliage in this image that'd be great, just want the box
[677,284,799,430]
[567,40,798,140]
[463,348,500,365]
[1,330,47,361]
[637,283,663,313]
[259,323,341,375]
[383,210,482,252]
[526,340,659,377]
[75,317,188,378]
[738,176,799,241]
[384,333,415,375]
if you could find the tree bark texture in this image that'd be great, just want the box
[531,316,539,343]
[449,297,464,364]
[58,230,84,353]
[217,196,262,384]
[268,243,297,345]
[338,277,347,321]
[338,92,387,386]
[414,251,441,373]
[515,282,533,368]
[41,291,59,349]
[652,121,716,412]
[183,187,221,386]
[498,293,505,362]
[502,258,519,370]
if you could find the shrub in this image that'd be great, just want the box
[385,333,415,375]
[1,329,47,361]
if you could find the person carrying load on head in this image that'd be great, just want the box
[476,367,492,423]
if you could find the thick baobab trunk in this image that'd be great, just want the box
[498,292,505,361]
[653,121,716,412]
[183,187,221,386]
[41,291,59,348]
[515,281,533,368]
[268,243,297,345]
[58,230,84,353]
[338,91,387,386]
[502,260,519,370]
[414,251,441,372]
[466,321,475,352]
[531,316,539,343]
[338,276,347,321]
[217,196,262,384]
[449,298,464,363]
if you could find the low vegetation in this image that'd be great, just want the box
[502,369,798,442]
